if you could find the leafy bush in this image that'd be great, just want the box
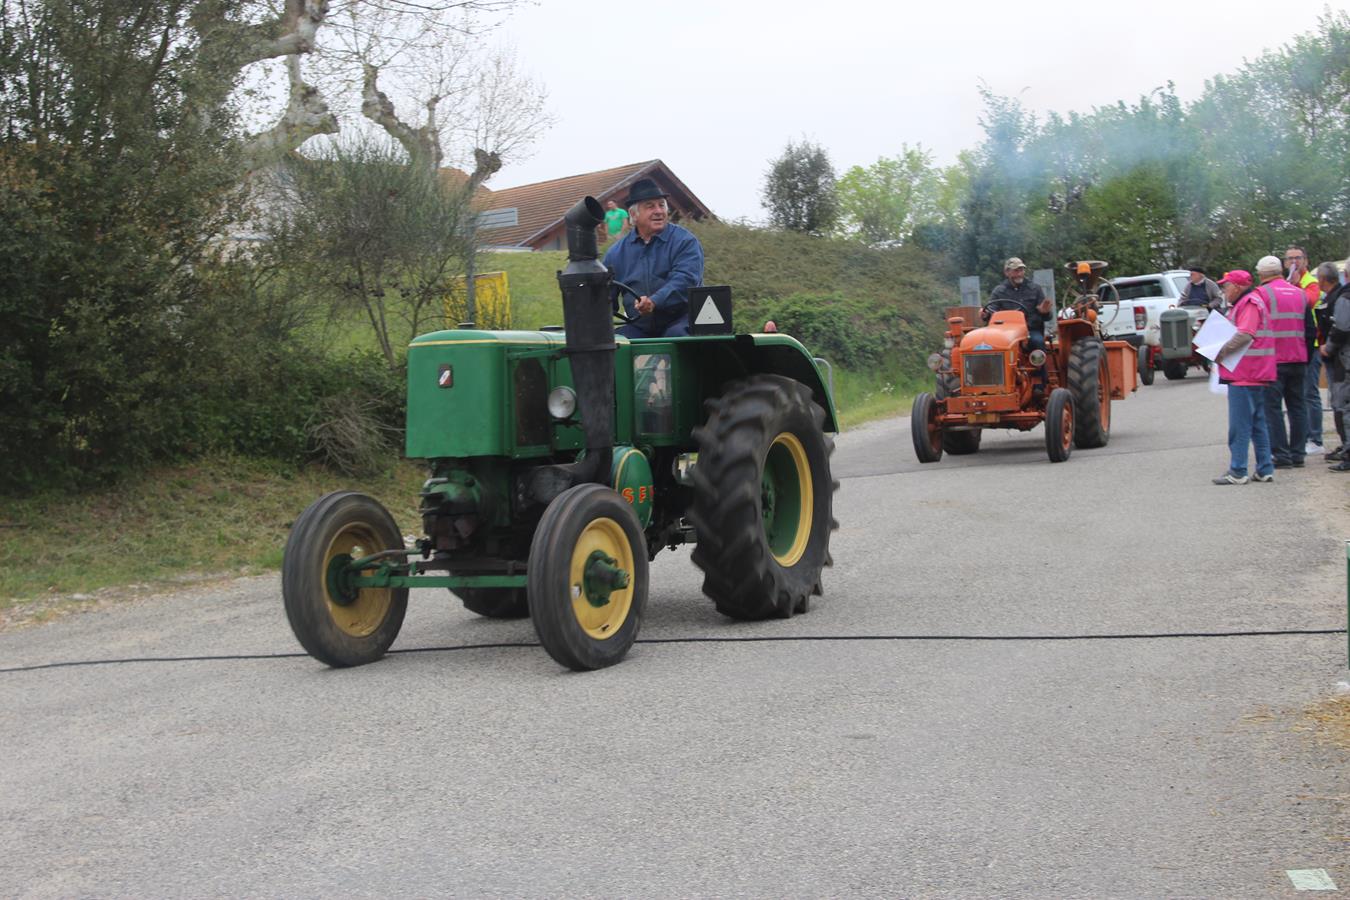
[747,292,931,374]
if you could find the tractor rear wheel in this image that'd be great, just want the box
[1045,388,1074,463]
[282,491,409,667]
[457,588,529,619]
[527,483,647,670]
[911,391,943,463]
[1163,359,1187,380]
[689,375,837,621]
[1068,338,1111,449]
[1138,345,1155,385]
[942,428,982,455]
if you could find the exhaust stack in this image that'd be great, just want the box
[526,197,615,503]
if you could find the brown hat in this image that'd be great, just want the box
[1004,257,1027,271]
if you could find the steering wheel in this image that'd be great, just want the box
[982,298,1025,320]
[611,279,643,324]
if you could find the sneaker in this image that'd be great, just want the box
[1274,460,1292,469]
[1212,471,1250,485]
[1251,472,1274,482]
[1306,442,1325,455]
[1331,460,1350,472]
[1292,459,1306,468]
[1327,447,1346,462]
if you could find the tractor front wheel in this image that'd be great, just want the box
[527,483,648,670]
[1045,388,1074,463]
[690,375,837,620]
[1068,338,1111,449]
[282,491,409,667]
[911,391,944,463]
[1138,345,1155,385]
[1163,359,1187,380]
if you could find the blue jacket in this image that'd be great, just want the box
[603,222,704,335]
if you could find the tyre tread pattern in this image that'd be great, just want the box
[688,375,838,621]
[1067,339,1110,448]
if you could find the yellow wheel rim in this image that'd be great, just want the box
[322,522,393,638]
[764,432,814,567]
[568,517,635,640]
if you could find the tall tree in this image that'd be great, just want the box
[835,145,939,246]
[762,139,840,235]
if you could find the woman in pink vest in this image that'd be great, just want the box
[1213,270,1279,485]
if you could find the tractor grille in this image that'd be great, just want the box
[962,352,1005,387]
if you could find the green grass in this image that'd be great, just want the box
[0,455,428,608]
[831,366,925,430]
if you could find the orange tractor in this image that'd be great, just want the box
[912,261,1138,463]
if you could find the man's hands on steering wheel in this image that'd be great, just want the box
[611,279,643,324]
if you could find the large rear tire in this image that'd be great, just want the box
[911,392,943,463]
[689,375,837,621]
[1068,338,1111,449]
[942,428,982,455]
[527,484,647,671]
[282,491,409,667]
[457,588,529,619]
[1045,388,1074,463]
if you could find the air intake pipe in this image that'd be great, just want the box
[526,197,615,504]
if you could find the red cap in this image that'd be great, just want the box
[1217,270,1252,287]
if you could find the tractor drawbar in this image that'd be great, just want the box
[525,196,616,505]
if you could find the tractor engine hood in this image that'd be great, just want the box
[960,311,1028,353]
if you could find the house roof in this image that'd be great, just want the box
[474,159,712,249]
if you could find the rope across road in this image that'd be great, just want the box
[2,626,1344,675]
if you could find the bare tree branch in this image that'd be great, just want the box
[243,55,339,169]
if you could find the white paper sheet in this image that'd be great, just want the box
[1193,312,1237,361]
[1208,361,1227,395]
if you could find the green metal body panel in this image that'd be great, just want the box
[406,329,836,462]
[610,445,654,528]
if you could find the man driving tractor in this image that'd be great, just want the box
[602,177,705,338]
[985,256,1052,391]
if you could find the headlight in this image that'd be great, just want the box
[547,386,577,419]
[1029,349,1047,366]
[927,352,943,371]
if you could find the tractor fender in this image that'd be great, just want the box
[731,334,840,433]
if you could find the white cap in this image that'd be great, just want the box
[1256,255,1283,277]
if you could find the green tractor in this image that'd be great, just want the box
[282,197,839,671]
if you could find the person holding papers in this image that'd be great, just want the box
[1212,270,1278,485]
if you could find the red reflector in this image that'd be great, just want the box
[1133,305,1146,329]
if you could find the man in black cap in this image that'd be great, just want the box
[602,177,704,338]
[1180,263,1223,309]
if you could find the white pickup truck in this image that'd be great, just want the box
[1096,270,1200,383]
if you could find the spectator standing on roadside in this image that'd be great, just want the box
[1317,261,1350,469]
[1213,270,1277,485]
[1286,246,1326,454]
[603,199,629,240]
[1255,255,1312,469]
[1180,263,1223,310]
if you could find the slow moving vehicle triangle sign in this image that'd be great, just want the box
[694,295,724,325]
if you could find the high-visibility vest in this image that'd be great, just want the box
[1262,280,1309,364]
[1221,291,1276,384]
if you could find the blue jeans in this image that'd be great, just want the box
[1228,384,1273,477]
[617,314,690,339]
[1264,362,1307,464]
[1305,352,1323,445]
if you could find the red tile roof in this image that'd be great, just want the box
[474,160,712,249]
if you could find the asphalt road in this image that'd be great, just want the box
[2,373,1348,898]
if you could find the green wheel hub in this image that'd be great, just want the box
[762,432,813,567]
[582,550,631,608]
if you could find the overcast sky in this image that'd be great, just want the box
[487,0,1341,221]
